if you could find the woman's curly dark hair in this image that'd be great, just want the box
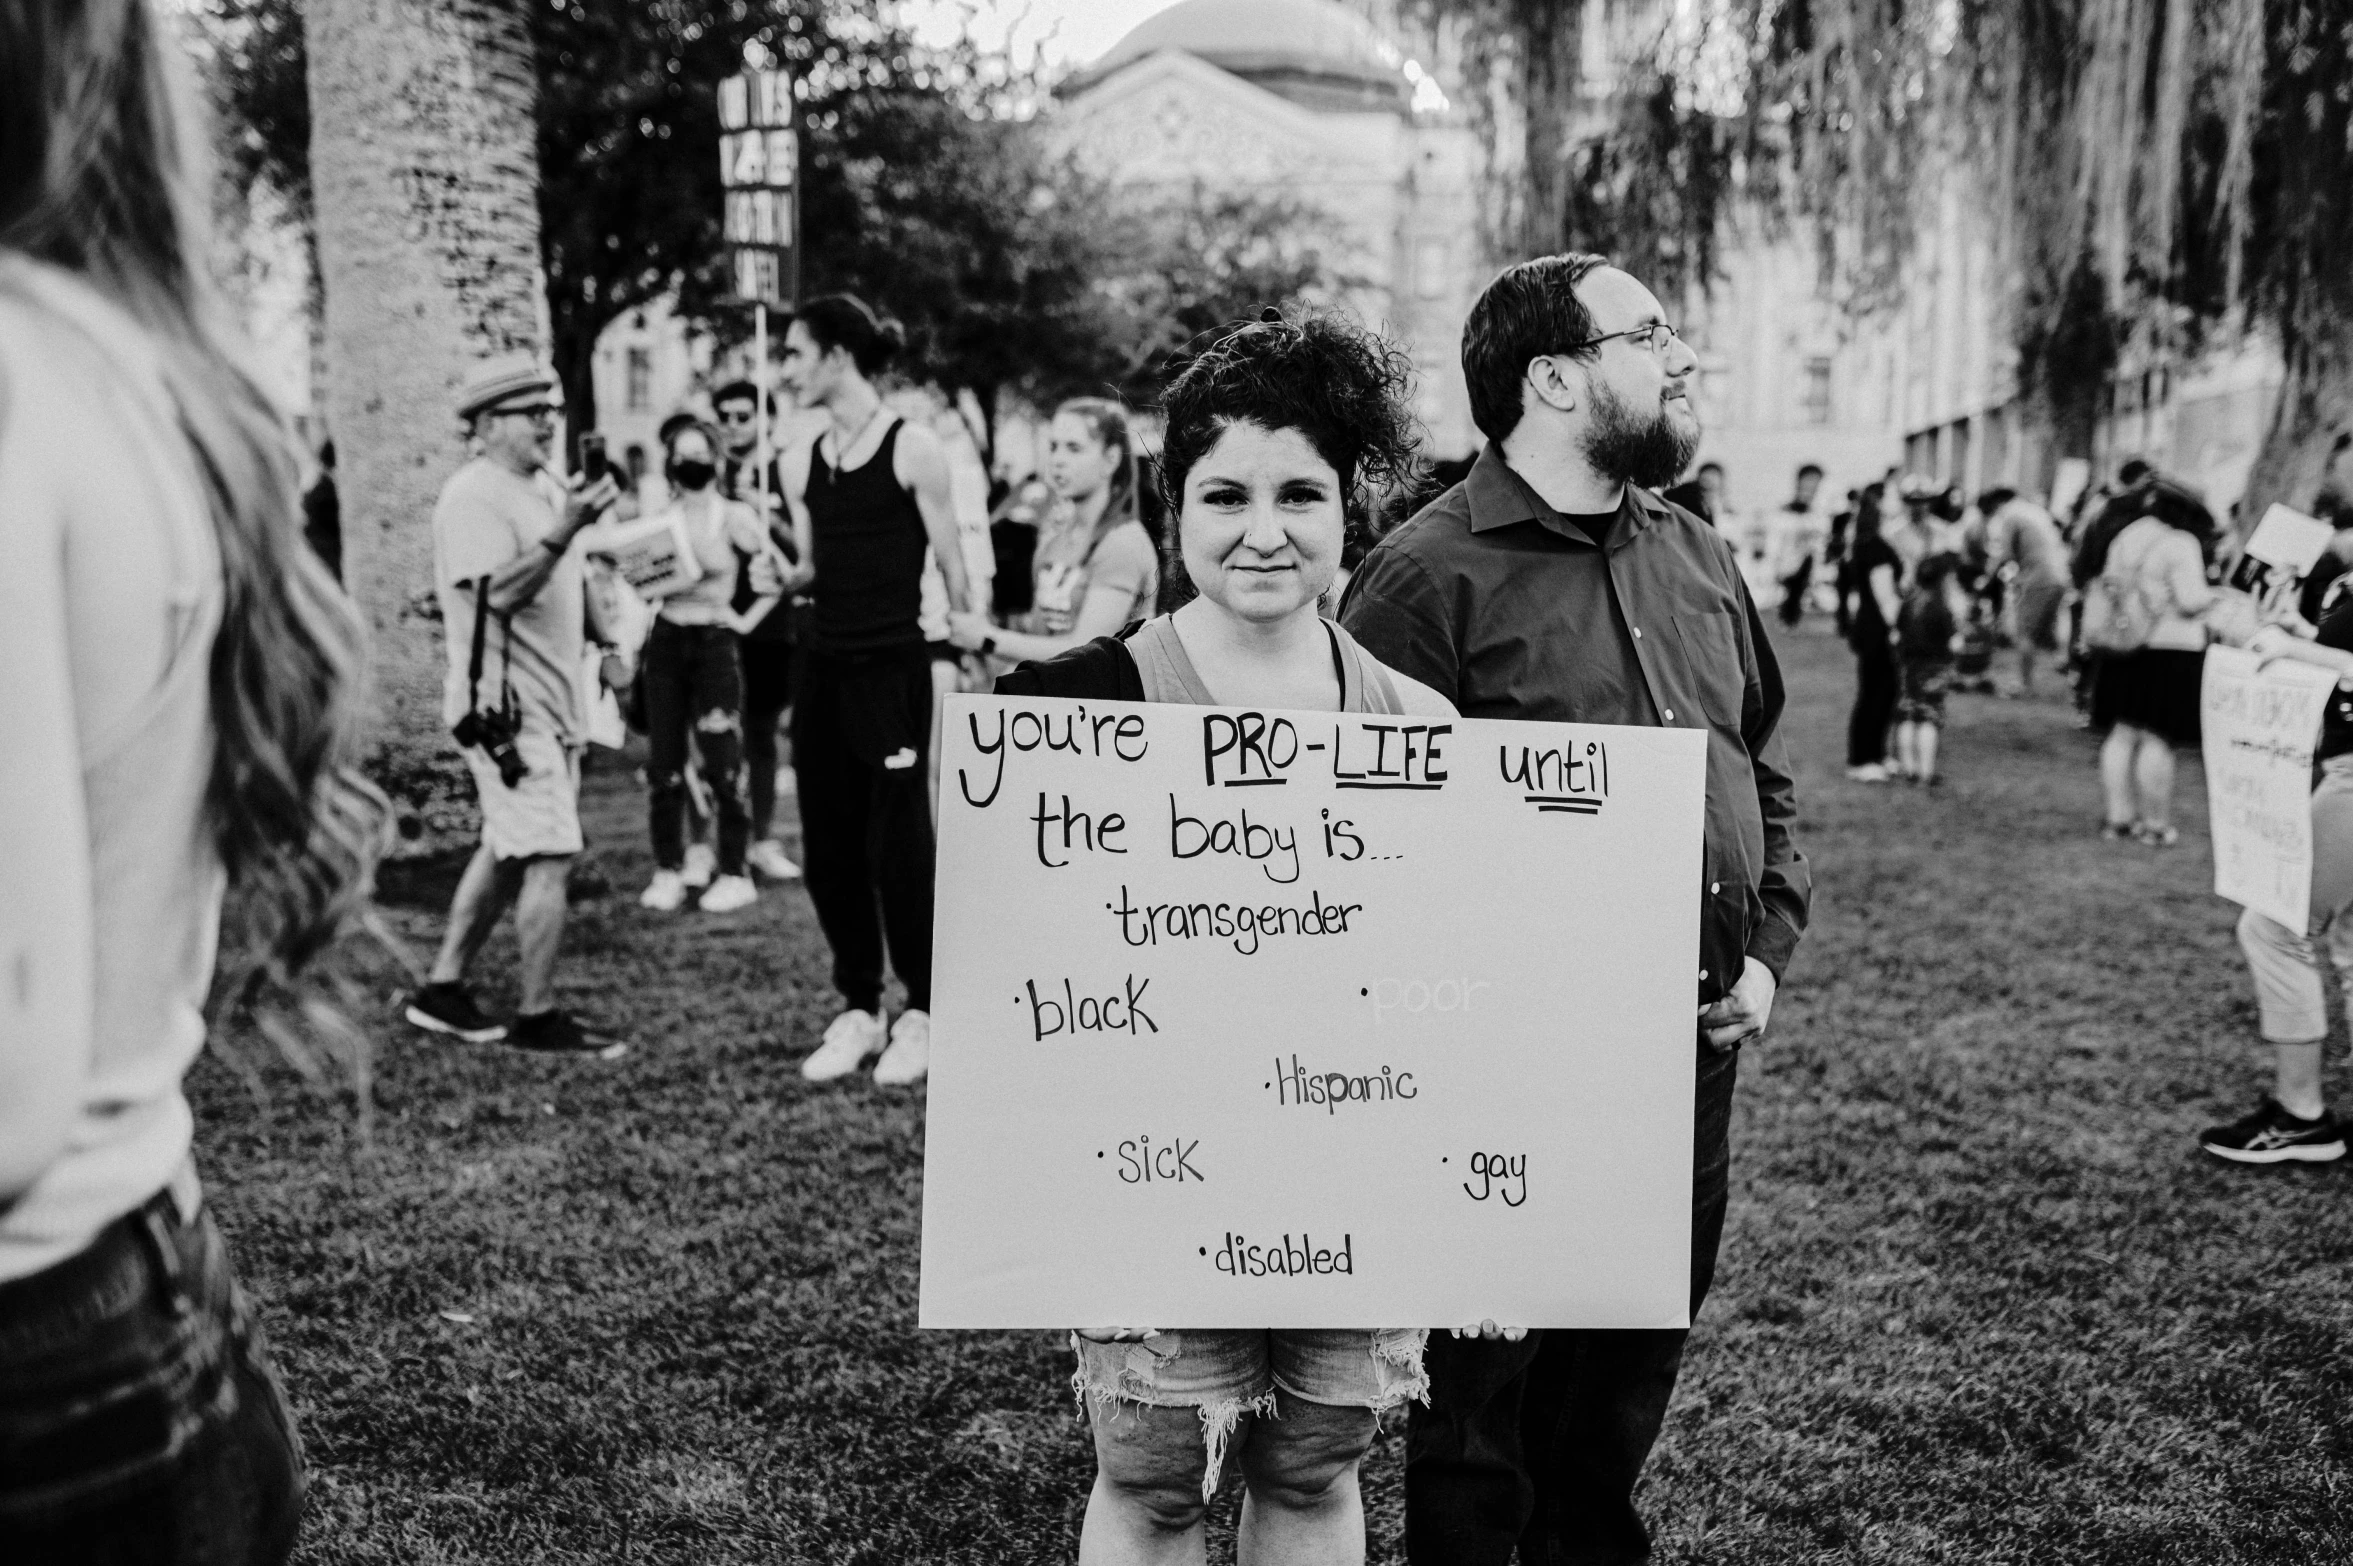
[1157,307,1422,535]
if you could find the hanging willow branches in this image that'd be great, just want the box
[1417,0,2352,497]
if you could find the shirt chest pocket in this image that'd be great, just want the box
[1669,610,1744,727]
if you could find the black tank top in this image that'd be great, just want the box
[805,420,928,652]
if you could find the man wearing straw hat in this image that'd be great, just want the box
[403,355,630,1059]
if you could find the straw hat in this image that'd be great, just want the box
[455,355,557,420]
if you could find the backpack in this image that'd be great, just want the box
[2080,519,2162,653]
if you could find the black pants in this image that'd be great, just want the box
[1406,1047,1739,1566]
[644,619,748,875]
[1847,641,1897,767]
[740,634,797,840]
[792,644,935,1013]
[0,1193,304,1563]
[1777,560,1811,628]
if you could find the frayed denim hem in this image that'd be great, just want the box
[1069,1333,1279,1502]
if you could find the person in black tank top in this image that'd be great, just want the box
[774,295,976,1086]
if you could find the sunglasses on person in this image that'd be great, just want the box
[716,407,760,425]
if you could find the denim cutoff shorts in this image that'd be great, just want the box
[1072,1328,1429,1498]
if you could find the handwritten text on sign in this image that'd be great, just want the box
[918,696,1708,1330]
[2202,645,2338,930]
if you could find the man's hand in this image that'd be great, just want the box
[562,473,621,534]
[1697,956,1777,1053]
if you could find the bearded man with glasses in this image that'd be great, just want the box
[1340,255,1812,1565]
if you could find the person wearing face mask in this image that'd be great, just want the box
[1340,254,1811,1566]
[995,309,1455,1566]
[945,396,1158,668]
[632,420,792,914]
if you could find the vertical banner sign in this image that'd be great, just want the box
[718,68,798,307]
[2202,646,2338,930]
[919,697,1709,1330]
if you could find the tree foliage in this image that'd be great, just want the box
[1417,0,2353,494]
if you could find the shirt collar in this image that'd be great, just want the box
[1464,445,1662,550]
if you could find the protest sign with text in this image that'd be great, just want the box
[919,695,1707,1330]
[2203,645,2338,929]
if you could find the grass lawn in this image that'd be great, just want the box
[193,625,2352,1564]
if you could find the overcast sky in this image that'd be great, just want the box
[900,0,1184,71]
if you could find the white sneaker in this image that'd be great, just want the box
[873,1009,931,1086]
[801,1008,886,1081]
[746,839,801,880]
[681,843,717,889]
[1845,763,1891,783]
[640,869,689,911]
[698,873,758,913]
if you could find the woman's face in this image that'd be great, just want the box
[1179,421,1344,624]
[670,428,714,470]
[1045,412,1121,503]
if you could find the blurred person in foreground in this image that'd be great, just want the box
[999,308,1455,1566]
[401,356,627,1057]
[711,378,804,883]
[1,0,386,1554]
[1340,255,1811,1566]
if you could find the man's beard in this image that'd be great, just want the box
[1579,381,1699,490]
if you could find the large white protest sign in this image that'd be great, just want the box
[919,695,1708,1330]
[2203,645,2338,930]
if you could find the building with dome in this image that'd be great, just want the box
[1051,0,1483,455]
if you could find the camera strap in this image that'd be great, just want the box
[465,576,520,722]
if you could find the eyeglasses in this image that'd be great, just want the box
[716,409,759,424]
[1569,322,1683,355]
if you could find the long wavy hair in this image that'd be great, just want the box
[0,0,384,995]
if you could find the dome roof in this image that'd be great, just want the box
[1073,0,1410,113]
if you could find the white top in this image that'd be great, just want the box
[435,458,586,739]
[653,493,769,625]
[0,258,223,1277]
[2108,517,2213,652]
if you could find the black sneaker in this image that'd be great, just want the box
[2198,1097,2346,1165]
[404,982,505,1043]
[505,1009,629,1061]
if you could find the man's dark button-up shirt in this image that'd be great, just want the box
[1338,446,1811,1007]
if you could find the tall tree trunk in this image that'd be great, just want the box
[2243,312,2353,521]
[305,0,546,804]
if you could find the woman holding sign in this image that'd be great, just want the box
[997,312,1453,1563]
[2207,620,2353,1164]
[628,420,791,914]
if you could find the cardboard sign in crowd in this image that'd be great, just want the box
[919,695,1708,1330]
[2203,645,2338,930]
